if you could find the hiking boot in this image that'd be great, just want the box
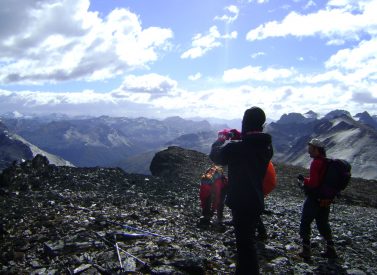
[321,244,338,259]
[198,216,210,227]
[214,217,223,225]
[257,232,268,242]
[298,243,311,260]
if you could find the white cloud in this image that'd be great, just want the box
[1,0,376,120]
[214,5,240,24]
[181,26,237,59]
[251,52,265,58]
[223,65,296,83]
[188,73,202,81]
[326,39,347,46]
[326,38,377,71]
[1,74,376,121]
[246,0,377,41]
[0,0,173,84]
[303,0,316,9]
[119,73,177,97]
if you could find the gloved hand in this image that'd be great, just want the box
[297,174,305,189]
[217,129,229,142]
[218,129,241,142]
[229,129,241,140]
[217,129,233,141]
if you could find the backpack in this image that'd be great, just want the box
[263,161,277,197]
[200,166,223,185]
[318,159,352,199]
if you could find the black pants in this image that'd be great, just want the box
[256,215,266,236]
[232,209,259,275]
[299,196,332,241]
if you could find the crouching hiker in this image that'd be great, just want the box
[198,165,228,226]
[210,107,273,275]
[297,138,338,260]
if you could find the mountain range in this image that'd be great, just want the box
[0,110,376,179]
[165,110,377,180]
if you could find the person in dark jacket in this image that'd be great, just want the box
[210,106,273,275]
[297,138,337,259]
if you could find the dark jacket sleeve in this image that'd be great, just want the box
[209,139,228,165]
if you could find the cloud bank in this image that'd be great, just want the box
[0,0,376,121]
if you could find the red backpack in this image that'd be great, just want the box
[263,161,277,197]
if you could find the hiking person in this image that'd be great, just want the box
[199,165,228,226]
[297,138,338,260]
[210,106,273,275]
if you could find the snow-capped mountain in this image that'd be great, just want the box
[275,111,318,125]
[1,111,376,179]
[272,113,377,180]
[354,111,377,130]
[303,110,318,120]
[324,109,351,120]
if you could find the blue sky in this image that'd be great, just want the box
[0,0,376,120]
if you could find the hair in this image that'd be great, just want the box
[318,147,327,157]
[241,106,266,134]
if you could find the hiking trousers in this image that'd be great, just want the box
[232,209,259,275]
[200,184,227,221]
[299,196,332,241]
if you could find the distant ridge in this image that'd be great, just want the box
[1,110,376,180]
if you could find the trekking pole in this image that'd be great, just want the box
[115,242,124,271]
[91,231,149,268]
[107,220,173,241]
[117,243,147,266]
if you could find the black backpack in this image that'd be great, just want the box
[318,159,352,199]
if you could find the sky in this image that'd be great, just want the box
[0,0,377,121]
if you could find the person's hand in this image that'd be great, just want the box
[217,129,231,142]
[229,129,241,140]
[218,129,241,142]
[297,174,305,189]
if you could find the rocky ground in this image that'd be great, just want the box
[0,147,376,274]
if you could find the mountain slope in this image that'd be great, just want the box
[1,112,376,180]
[165,131,217,155]
[0,123,33,171]
[1,148,376,274]
[1,115,215,168]
[282,115,377,179]
[13,134,74,167]
[0,121,73,170]
[354,111,377,130]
